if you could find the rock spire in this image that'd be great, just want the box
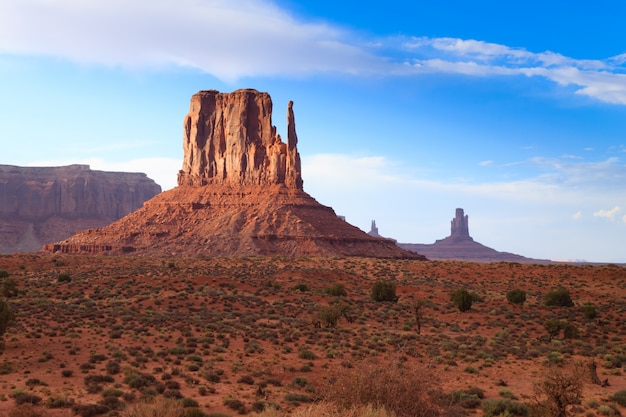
[177,89,303,189]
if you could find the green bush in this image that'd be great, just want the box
[57,273,72,283]
[610,389,626,407]
[0,299,14,339]
[481,398,528,416]
[506,289,527,305]
[543,287,574,307]
[298,348,316,360]
[451,288,472,312]
[324,283,347,297]
[1,278,18,298]
[371,281,398,302]
[293,283,309,292]
[0,270,8,279]
[582,303,599,319]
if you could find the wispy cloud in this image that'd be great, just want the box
[2,0,626,104]
[593,206,621,221]
[0,0,383,81]
[401,37,626,105]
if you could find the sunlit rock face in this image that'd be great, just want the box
[178,89,302,189]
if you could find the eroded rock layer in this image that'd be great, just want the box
[0,164,161,253]
[45,89,421,259]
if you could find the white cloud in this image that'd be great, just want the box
[1,1,626,104]
[403,37,626,105]
[479,160,493,166]
[572,211,582,220]
[0,0,383,81]
[593,206,621,220]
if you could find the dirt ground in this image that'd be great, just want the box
[0,254,624,416]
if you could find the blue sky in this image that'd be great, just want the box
[1,0,626,262]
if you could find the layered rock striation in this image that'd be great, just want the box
[178,89,302,189]
[0,164,161,253]
[46,89,421,259]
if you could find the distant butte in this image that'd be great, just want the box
[0,164,161,253]
[44,89,422,259]
[398,208,550,263]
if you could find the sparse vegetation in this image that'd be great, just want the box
[0,254,624,416]
[451,288,472,312]
[506,288,527,305]
[543,287,574,307]
[370,281,398,302]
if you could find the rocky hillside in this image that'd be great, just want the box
[0,164,161,253]
[45,89,421,259]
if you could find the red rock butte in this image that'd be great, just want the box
[45,89,423,259]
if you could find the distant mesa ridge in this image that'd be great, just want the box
[394,208,549,263]
[45,89,422,259]
[0,164,161,253]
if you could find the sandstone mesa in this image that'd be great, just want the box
[0,164,161,253]
[45,89,422,259]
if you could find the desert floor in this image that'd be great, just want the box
[0,254,624,416]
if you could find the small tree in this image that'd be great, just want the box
[1,278,18,298]
[0,299,14,354]
[371,281,398,302]
[543,287,574,307]
[506,289,527,305]
[532,364,583,417]
[451,288,472,312]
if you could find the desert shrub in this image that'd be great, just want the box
[0,298,15,338]
[321,361,444,417]
[13,392,42,406]
[481,398,528,416]
[237,375,255,385]
[180,398,199,408]
[102,388,124,398]
[610,389,626,407]
[0,270,8,279]
[298,348,316,360]
[47,394,74,408]
[8,404,44,417]
[562,323,579,339]
[85,374,115,385]
[224,397,246,413]
[293,283,309,292]
[324,283,347,297]
[319,305,342,328]
[451,288,472,312]
[57,273,72,283]
[506,289,527,305]
[284,393,313,404]
[61,369,74,377]
[543,287,574,307]
[106,360,121,375]
[582,303,599,319]
[2,278,19,298]
[124,396,184,417]
[371,281,398,302]
[124,371,156,389]
[72,403,110,417]
[185,408,208,417]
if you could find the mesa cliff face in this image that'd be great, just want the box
[45,89,421,259]
[0,164,161,253]
[178,89,302,189]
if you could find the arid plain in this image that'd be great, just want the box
[0,254,624,416]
